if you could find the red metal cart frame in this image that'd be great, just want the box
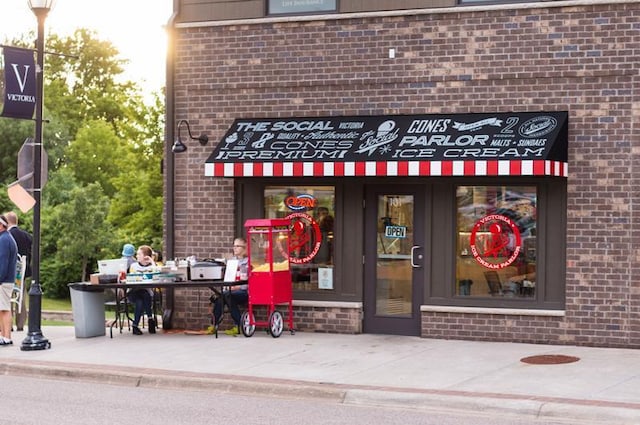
[241,218,294,338]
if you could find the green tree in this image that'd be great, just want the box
[45,29,139,140]
[41,176,114,296]
[45,30,165,254]
[2,29,165,298]
[0,119,31,183]
[108,91,165,249]
[65,119,129,197]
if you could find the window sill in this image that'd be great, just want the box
[421,305,565,317]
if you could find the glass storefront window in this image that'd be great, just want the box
[264,186,335,291]
[456,186,537,298]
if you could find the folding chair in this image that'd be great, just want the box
[151,288,163,327]
[107,287,161,337]
[11,255,27,317]
[484,270,517,297]
[208,290,247,338]
[105,288,132,338]
[484,271,504,296]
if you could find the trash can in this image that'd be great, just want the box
[69,283,106,338]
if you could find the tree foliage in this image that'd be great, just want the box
[40,174,113,296]
[45,29,137,138]
[1,29,165,297]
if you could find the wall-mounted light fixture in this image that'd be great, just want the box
[172,119,208,153]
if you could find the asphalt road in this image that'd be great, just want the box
[3,375,603,425]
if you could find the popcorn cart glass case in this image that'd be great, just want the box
[241,218,293,337]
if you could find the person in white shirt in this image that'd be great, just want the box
[5,211,31,331]
[212,238,249,336]
[128,245,156,335]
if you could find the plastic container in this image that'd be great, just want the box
[69,285,106,338]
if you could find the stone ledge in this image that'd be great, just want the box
[42,310,73,321]
[293,300,362,309]
[421,305,565,317]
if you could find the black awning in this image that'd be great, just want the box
[205,111,568,178]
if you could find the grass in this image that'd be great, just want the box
[41,296,72,311]
[16,295,73,311]
[14,297,77,326]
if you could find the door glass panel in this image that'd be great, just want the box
[376,195,413,317]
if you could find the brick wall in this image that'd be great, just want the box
[422,311,569,346]
[168,289,362,334]
[294,305,362,334]
[170,1,640,347]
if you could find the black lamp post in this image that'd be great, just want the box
[21,0,54,351]
[171,120,208,153]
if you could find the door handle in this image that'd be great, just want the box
[411,245,423,268]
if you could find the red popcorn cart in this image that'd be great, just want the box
[241,218,294,338]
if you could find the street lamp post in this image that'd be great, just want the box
[21,0,54,351]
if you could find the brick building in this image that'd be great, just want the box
[164,0,640,347]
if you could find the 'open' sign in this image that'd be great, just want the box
[384,226,407,238]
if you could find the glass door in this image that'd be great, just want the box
[364,186,424,335]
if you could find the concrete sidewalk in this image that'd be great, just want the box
[1,326,639,423]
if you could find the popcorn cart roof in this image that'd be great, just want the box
[244,218,290,229]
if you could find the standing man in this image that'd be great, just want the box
[6,211,32,331]
[0,214,18,346]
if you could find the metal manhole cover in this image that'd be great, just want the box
[520,354,580,365]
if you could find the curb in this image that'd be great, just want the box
[1,360,639,424]
[0,360,345,402]
[343,390,640,424]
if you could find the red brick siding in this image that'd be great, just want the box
[169,2,640,347]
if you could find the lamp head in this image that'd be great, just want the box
[172,120,208,154]
[171,139,187,153]
[28,0,55,14]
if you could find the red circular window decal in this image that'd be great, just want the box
[284,212,322,264]
[470,214,522,270]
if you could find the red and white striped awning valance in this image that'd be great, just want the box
[205,160,567,177]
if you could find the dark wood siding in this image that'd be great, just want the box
[177,0,456,23]
[341,0,452,13]
[179,0,264,23]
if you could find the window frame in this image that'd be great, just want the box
[458,0,537,5]
[263,184,336,292]
[428,178,566,310]
[454,185,538,300]
[236,178,362,303]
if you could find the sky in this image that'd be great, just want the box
[1,0,173,95]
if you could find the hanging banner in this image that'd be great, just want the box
[1,47,36,120]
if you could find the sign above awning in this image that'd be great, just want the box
[205,112,568,178]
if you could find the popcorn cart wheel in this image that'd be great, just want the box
[241,309,295,338]
[241,218,295,338]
